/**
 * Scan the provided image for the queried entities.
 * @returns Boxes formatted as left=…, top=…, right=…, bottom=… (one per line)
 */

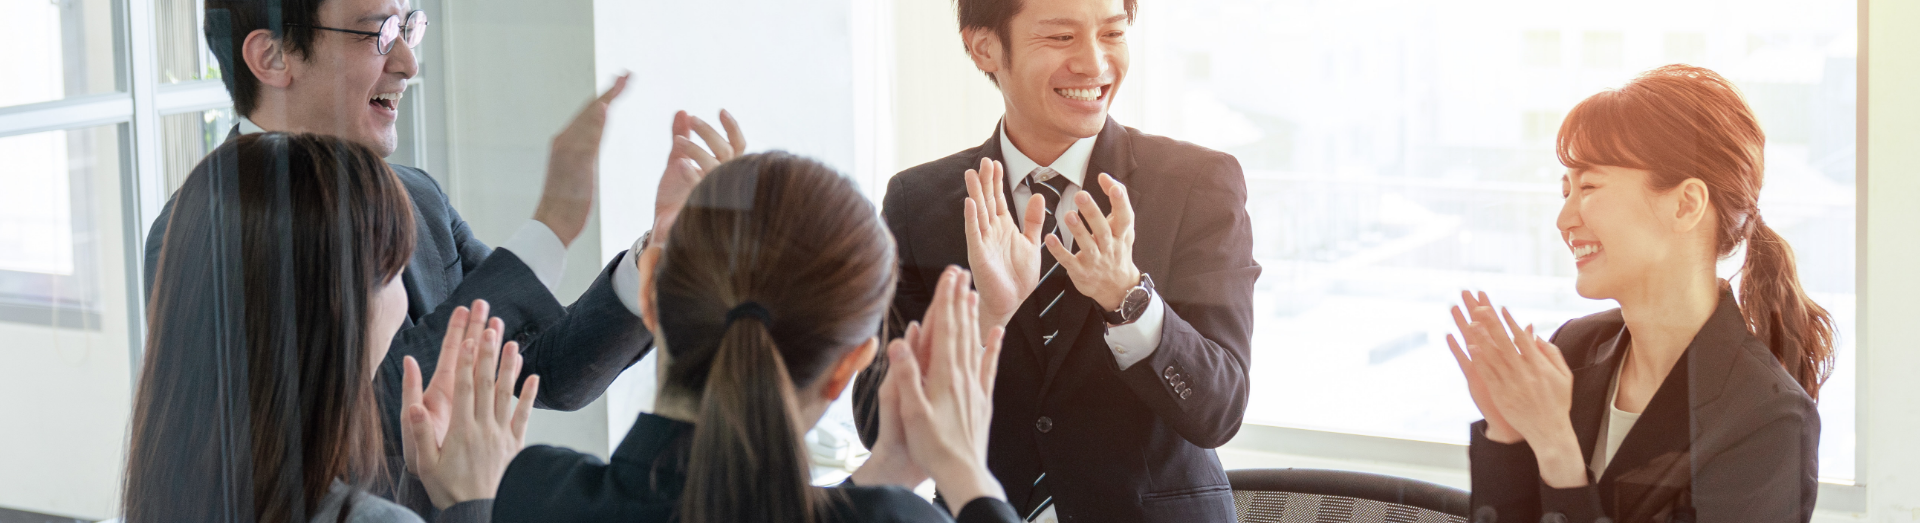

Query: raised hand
left=655, top=110, right=747, bottom=245
left=963, top=158, right=1046, bottom=332
left=400, top=300, right=494, bottom=473
left=846, top=320, right=931, bottom=489
left=1045, top=173, right=1142, bottom=312
left=401, top=304, right=540, bottom=509
left=890, top=266, right=1007, bottom=516
left=1447, top=291, right=1519, bottom=444
left=536, top=73, right=631, bottom=248
left=1449, top=291, right=1584, bottom=488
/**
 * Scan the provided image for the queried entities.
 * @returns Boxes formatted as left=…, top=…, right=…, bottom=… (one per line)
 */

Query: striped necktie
left=1021, top=166, right=1074, bottom=521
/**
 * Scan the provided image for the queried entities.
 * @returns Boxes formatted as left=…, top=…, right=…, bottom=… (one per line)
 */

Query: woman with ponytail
left=1444, top=65, right=1830, bottom=523
left=485, top=151, right=1022, bottom=523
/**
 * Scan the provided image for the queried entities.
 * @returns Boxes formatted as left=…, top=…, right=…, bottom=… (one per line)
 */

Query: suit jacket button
left=1179, top=389, right=1192, bottom=400
left=1036, top=416, right=1054, bottom=433
left=1163, top=366, right=1177, bottom=380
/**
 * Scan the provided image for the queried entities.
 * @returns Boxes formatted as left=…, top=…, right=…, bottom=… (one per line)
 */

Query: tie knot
left=1026, top=167, right=1074, bottom=196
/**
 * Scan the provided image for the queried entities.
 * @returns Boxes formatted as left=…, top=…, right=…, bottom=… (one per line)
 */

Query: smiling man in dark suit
left=141, top=0, right=745, bottom=516
left=852, top=0, right=1260, bottom=521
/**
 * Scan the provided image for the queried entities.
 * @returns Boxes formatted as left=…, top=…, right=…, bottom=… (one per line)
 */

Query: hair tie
left=725, top=301, right=774, bottom=328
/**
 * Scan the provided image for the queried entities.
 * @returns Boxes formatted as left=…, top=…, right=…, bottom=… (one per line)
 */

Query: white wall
left=1859, top=0, right=1920, bottom=516
left=591, top=0, right=862, bottom=444
left=440, top=0, right=612, bottom=457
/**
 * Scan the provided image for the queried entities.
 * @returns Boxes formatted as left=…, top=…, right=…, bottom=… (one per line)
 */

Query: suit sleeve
left=1692, top=390, right=1820, bottom=523
left=1112, top=152, right=1261, bottom=449
left=855, top=175, right=936, bottom=449
left=494, top=445, right=646, bottom=523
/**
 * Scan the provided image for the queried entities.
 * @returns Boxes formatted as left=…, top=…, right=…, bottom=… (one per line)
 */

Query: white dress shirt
left=997, top=122, right=1166, bottom=372
left=236, top=118, right=647, bottom=316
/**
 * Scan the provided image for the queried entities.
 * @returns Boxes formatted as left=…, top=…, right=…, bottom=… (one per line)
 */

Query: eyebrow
left=1035, top=14, right=1130, bottom=27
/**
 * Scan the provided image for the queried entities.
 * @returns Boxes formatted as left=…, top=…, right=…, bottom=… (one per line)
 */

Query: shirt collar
left=999, top=120, right=1097, bottom=188
left=237, top=116, right=268, bottom=135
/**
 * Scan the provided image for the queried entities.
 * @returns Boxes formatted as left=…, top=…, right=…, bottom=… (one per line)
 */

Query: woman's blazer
left=493, top=413, right=1022, bottom=523
left=1468, top=289, right=1819, bottom=523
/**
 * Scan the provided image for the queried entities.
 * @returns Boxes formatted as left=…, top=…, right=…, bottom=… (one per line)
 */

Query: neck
left=652, top=388, right=701, bottom=424
left=1003, top=114, right=1080, bottom=166
left=1615, top=263, right=1720, bottom=383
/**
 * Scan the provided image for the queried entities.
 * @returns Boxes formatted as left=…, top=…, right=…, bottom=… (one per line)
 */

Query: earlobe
left=243, top=29, right=292, bottom=88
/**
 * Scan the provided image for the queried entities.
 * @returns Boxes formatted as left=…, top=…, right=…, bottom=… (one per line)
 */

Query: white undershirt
left=1591, top=357, right=1643, bottom=478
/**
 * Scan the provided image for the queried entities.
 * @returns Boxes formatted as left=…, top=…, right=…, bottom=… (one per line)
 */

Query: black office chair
left=1229, top=468, right=1470, bottom=523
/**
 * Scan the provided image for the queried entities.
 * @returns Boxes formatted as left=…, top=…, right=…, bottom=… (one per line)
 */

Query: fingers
left=401, top=356, right=424, bottom=473
left=1100, top=173, right=1134, bottom=234
left=472, top=324, right=502, bottom=422
left=1063, top=205, right=1101, bottom=252
left=688, top=115, right=735, bottom=164
left=719, top=109, right=747, bottom=157
left=403, top=355, right=425, bottom=409
left=1536, top=335, right=1572, bottom=374
left=406, top=404, right=441, bottom=470
left=595, top=73, right=630, bottom=106
left=1043, top=234, right=1080, bottom=274
left=1444, top=334, right=1472, bottom=374
left=438, top=306, right=471, bottom=376
left=1072, top=192, right=1112, bottom=250
left=1500, top=308, right=1534, bottom=363
left=512, top=375, right=539, bottom=440
left=963, top=198, right=983, bottom=248
left=982, top=325, right=1004, bottom=398
left=451, top=331, right=478, bottom=427
left=495, top=341, right=523, bottom=424
left=673, top=135, right=722, bottom=173
left=1021, top=195, right=1047, bottom=243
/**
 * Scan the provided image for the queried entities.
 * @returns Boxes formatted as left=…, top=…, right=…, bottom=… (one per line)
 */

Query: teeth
left=1571, top=244, right=1601, bottom=258
left=373, top=91, right=403, bottom=102
left=1055, top=87, right=1101, bottom=101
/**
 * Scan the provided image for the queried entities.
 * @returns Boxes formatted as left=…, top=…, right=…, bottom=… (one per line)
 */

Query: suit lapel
left=1598, top=290, right=1747, bottom=518
left=1569, top=326, right=1626, bottom=479
left=1037, top=118, right=1135, bottom=396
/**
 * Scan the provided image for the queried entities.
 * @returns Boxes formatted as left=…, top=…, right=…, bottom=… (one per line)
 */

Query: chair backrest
left=1229, top=468, right=1470, bottom=523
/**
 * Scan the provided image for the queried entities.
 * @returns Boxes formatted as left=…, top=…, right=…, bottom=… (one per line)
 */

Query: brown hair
left=1557, top=64, right=1836, bottom=398
left=205, top=0, right=334, bottom=117
left=654, top=152, right=896, bottom=523
left=956, top=0, right=1138, bottom=85
left=125, top=132, right=416, bottom=522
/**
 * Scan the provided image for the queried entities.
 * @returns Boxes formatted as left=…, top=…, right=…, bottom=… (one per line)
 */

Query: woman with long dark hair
left=1446, top=65, right=1830, bottom=523
left=470, top=151, right=1022, bottom=522
left=124, top=133, right=532, bottom=523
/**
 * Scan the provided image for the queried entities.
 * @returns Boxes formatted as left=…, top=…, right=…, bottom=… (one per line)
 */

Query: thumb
left=403, top=356, right=424, bottom=408
left=406, top=404, right=441, bottom=471
left=1021, top=195, right=1046, bottom=242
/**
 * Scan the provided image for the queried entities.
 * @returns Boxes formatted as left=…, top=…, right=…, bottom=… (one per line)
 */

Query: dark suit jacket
left=1468, top=288, right=1820, bottom=523
left=144, top=130, right=655, bottom=514
left=853, top=118, right=1261, bottom=522
left=492, top=413, right=1022, bottom=523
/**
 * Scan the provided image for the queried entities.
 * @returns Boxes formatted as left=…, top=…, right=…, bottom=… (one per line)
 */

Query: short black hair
left=956, top=0, right=1138, bottom=85
left=205, top=0, right=329, bottom=117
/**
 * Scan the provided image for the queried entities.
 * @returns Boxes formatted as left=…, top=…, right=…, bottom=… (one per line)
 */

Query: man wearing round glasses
left=142, top=0, right=748, bottom=517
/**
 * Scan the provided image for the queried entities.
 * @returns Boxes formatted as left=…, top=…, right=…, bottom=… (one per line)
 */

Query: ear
left=821, top=336, right=880, bottom=402
left=1672, top=178, right=1712, bottom=234
left=635, top=244, right=664, bottom=334
left=242, top=29, right=292, bottom=89
left=964, top=27, right=1003, bottom=77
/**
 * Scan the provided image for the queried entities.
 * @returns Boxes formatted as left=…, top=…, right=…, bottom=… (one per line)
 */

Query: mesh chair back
left=1229, top=468, right=1469, bottom=523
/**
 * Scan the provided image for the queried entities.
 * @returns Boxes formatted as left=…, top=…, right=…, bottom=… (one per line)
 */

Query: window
left=1125, top=0, right=1858, bottom=481
left=0, top=0, right=123, bottom=108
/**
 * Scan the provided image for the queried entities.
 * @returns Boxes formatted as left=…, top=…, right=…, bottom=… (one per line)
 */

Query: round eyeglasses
left=290, top=10, right=429, bottom=55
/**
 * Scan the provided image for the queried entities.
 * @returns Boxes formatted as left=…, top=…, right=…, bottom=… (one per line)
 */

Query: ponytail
left=1738, top=217, right=1836, bottom=398
left=680, top=317, right=824, bottom=523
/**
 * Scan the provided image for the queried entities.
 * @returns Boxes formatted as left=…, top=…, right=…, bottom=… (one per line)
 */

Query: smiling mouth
left=370, top=91, right=403, bottom=111
left=1054, top=85, right=1108, bottom=102
left=1571, top=243, right=1603, bottom=263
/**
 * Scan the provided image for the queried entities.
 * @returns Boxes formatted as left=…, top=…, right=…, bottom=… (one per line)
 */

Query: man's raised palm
left=962, top=157, right=1046, bottom=330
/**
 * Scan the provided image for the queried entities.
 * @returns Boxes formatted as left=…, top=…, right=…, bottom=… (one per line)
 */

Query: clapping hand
left=889, top=267, right=1007, bottom=516
left=1446, top=291, right=1585, bottom=488
left=536, top=74, right=630, bottom=248
left=401, top=300, right=539, bottom=509
left=1046, top=173, right=1142, bottom=312
left=655, top=110, right=746, bottom=245
left=963, top=158, right=1047, bottom=333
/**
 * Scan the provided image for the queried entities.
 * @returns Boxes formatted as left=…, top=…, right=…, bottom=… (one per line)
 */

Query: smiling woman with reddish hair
left=1444, top=65, right=1830, bottom=523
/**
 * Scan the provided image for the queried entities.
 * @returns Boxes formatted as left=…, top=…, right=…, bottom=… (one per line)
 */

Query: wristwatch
left=1102, top=273, right=1155, bottom=326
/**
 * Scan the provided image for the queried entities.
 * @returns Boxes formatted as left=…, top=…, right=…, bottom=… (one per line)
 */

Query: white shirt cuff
left=498, top=220, right=569, bottom=295
left=1104, top=290, right=1166, bottom=371
left=611, top=234, right=647, bottom=317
